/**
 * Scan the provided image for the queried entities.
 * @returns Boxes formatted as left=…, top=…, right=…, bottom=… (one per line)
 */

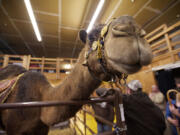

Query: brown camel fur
left=0, top=16, right=153, bottom=135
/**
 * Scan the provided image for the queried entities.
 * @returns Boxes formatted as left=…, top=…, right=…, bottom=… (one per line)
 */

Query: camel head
left=79, top=15, right=152, bottom=76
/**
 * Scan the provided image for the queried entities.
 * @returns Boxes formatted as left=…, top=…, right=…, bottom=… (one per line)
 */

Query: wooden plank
left=43, top=67, right=56, bottom=70
left=31, top=57, right=42, bottom=60
left=9, top=60, right=23, bottom=63
left=153, top=48, right=180, bottom=62
left=151, top=39, right=166, bottom=49
left=153, top=46, right=168, bottom=55
left=8, top=55, right=23, bottom=58
left=164, top=25, right=175, bottom=62
left=3, top=55, right=9, bottom=67
left=29, top=67, right=41, bottom=69
left=145, top=24, right=166, bottom=40
left=30, top=61, right=42, bottom=64
left=147, top=21, right=180, bottom=43
left=44, top=62, right=57, bottom=65
left=169, top=30, right=180, bottom=39
left=171, top=41, right=180, bottom=47
left=44, top=58, right=57, bottom=61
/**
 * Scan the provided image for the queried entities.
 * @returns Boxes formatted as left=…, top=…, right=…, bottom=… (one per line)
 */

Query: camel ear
left=79, top=30, right=87, bottom=44
left=140, top=29, right=146, bottom=37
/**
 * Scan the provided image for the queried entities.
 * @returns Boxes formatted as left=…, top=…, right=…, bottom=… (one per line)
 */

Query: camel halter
left=83, top=22, right=128, bottom=84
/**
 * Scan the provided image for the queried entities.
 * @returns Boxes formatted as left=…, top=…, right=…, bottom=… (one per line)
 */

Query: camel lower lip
left=117, top=63, right=141, bottom=74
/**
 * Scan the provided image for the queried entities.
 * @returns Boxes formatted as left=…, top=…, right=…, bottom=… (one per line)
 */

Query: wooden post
left=56, top=57, right=60, bottom=79
left=3, top=55, right=9, bottom=67
left=164, top=25, right=175, bottom=63
left=41, top=57, right=45, bottom=73
left=22, top=55, right=27, bottom=69
left=25, top=55, right=31, bottom=70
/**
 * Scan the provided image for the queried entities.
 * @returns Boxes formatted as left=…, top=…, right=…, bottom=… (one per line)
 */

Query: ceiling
left=0, top=0, right=179, bottom=58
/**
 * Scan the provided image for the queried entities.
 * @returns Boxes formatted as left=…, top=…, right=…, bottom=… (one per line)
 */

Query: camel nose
left=112, top=24, right=134, bottom=36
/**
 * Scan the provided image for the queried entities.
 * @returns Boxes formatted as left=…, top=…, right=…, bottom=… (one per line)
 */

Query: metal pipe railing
left=0, top=97, right=114, bottom=109
left=82, top=109, right=114, bottom=127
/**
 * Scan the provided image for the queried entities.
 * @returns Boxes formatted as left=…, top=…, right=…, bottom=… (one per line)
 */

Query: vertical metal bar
left=74, top=116, right=77, bottom=135
left=114, top=91, right=126, bottom=135
left=83, top=107, right=87, bottom=135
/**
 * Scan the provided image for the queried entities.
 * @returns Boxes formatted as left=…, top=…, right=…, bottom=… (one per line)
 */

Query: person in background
left=92, top=88, right=114, bottom=133
left=166, top=93, right=180, bottom=135
left=126, top=80, right=142, bottom=95
left=175, top=78, right=180, bottom=91
left=149, top=85, right=165, bottom=111
left=169, top=77, right=180, bottom=101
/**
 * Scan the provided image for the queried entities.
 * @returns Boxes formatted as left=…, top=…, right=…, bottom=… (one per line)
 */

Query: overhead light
left=24, top=0, right=42, bottom=42
left=86, top=0, right=105, bottom=33
left=64, top=64, right=71, bottom=69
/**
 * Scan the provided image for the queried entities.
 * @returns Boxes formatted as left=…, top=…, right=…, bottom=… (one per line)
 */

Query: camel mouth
left=108, top=59, right=142, bottom=74
left=120, top=63, right=142, bottom=74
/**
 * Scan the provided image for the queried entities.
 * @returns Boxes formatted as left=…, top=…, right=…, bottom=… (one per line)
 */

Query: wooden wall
left=128, top=21, right=180, bottom=93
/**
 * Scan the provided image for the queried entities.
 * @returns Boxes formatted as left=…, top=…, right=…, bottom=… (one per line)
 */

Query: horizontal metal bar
left=0, top=97, right=114, bottom=109
left=83, top=109, right=114, bottom=127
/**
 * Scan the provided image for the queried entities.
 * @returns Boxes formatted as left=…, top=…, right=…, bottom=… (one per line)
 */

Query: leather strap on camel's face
left=83, top=22, right=110, bottom=64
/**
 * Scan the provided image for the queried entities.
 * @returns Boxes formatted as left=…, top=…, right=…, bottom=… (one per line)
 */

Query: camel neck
left=56, top=62, right=101, bottom=101
left=41, top=52, right=102, bottom=125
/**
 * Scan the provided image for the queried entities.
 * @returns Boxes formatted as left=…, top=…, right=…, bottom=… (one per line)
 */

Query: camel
left=0, top=16, right=153, bottom=135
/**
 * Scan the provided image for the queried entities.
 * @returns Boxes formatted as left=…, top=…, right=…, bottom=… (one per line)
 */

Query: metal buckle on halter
left=113, top=124, right=127, bottom=135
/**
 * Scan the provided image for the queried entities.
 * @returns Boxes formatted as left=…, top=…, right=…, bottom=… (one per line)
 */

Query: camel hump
left=0, top=65, right=27, bottom=81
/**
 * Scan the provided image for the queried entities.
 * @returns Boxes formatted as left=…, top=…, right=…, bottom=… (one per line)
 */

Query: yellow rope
left=1, top=73, right=24, bottom=103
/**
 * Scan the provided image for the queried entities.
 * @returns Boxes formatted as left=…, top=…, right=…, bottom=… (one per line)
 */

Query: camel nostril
left=112, top=24, right=134, bottom=36
left=113, top=25, right=128, bottom=32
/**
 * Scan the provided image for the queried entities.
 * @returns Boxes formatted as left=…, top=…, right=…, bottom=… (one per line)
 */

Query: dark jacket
left=92, top=102, right=114, bottom=124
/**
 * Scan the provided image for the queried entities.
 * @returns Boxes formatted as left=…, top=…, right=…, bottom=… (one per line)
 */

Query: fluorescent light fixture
left=64, top=64, right=71, bottom=69
left=24, top=0, right=42, bottom=42
left=86, top=0, right=105, bottom=33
